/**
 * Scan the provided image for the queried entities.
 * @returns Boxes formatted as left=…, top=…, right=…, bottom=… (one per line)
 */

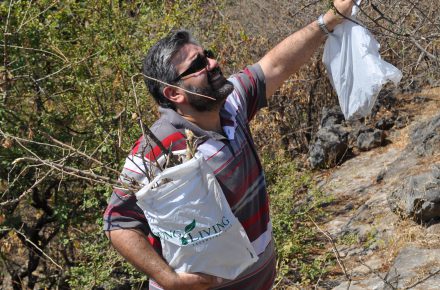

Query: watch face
left=318, top=14, right=330, bottom=34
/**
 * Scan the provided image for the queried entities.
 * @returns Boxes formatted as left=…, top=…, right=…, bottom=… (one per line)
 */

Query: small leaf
left=184, top=219, right=196, bottom=233
left=181, top=237, right=188, bottom=245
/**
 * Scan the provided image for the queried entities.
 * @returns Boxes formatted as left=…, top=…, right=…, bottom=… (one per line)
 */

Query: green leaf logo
left=185, top=219, right=196, bottom=233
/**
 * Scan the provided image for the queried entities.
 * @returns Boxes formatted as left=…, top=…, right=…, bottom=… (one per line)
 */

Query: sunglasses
left=174, top=49, right=215, bottom=82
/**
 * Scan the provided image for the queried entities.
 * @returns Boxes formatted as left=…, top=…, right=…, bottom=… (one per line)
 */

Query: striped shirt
left=103, top=64, right=275, bottom=289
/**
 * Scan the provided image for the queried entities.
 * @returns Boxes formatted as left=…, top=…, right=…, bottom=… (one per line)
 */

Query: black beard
left=183, top=70, right=234, bottom=112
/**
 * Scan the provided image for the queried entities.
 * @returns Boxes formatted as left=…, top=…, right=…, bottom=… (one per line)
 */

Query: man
left=104, top=1, right=353, bottom=289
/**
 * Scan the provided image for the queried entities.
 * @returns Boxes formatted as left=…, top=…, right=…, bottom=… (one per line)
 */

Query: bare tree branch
left=0, top=169, right=53, bottom=207
left=309, top=217, right=351, bottom=283
left=12, top=228, right=63, bottom=270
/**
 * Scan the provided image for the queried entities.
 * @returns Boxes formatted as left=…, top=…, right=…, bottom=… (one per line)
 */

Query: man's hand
left=324, top=0, right=355, bottom=31
left=258, top=0, right=355, bottom=97
left=107, top=229, right=223, bottom=290
left=166, top=272, right=223, bottom=290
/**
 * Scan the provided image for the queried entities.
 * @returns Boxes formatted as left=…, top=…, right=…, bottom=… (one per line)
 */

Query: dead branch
left=358, top=257, right=397, bottom=290
left=404, top=268, right=440, bottom=289
left=309, top=217, right=351, bottom=283
left=0, top=43, right=67, bottom=62
left=12, top=156, right=139, bottom=191
left=41, top=131, right=121, bottom=176
left=16, top=0, right=59, bottom=33
left=0, top=169, right=54, bottom=207
left=12, top=228, right=63, bottom=270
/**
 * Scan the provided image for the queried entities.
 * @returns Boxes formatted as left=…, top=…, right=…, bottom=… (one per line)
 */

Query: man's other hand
left=166, top=272, right=223, bottom=290
left=325, top=0, right=356, bottom=30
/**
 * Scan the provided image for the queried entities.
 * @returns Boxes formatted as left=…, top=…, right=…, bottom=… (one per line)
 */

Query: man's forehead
left=171, top=43, right=202, bottom=67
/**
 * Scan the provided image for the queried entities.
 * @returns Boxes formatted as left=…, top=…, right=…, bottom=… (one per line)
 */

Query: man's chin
left=213, top=80, right=234, bottom=100
left=209, top=74, right=228, bottom=90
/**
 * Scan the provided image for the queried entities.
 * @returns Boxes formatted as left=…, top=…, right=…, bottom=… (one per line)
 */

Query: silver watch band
left=318, top=14, right=331, bottom=35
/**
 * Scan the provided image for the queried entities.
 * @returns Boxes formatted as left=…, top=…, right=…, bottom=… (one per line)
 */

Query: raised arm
left=258, top=0, right=354, bottom=97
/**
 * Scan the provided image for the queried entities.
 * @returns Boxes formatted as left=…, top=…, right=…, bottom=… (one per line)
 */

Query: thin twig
left=358, top=257, right=397, bottom=289
left=0, top=169, right=53, bottom=207
left=17, top=0, right=59, bottom=32
left=4, top=0, right=13, bottom=34
left=13, top=156, right=138, bottom=191
left=404, top=268, right=440, bottom=289
left=12, top=228, right=63, bottom=270
left=41, top=132, right=121, bottom=176
left=309, top=217, right=351, bottom=282
left=0, top=43, right=67, bottom=62
left=137, top=72, right=216, bottom=101
left=17, top=0, right=33, bottom=32
left=36, top=49, right=103, bottom=82
left=409, top=37, right=439, bottom=62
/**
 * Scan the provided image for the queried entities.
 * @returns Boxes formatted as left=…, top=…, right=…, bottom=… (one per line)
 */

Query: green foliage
left=3, top=0, right=436, bottom=288
left=0, top=1, right=238, bottom=288
left=67, top=232, right=148, bottom=289
left=263, top=153, right=334, bottom=285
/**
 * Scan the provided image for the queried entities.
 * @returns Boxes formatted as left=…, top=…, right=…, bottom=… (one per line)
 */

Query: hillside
left=1, top=1, right=439, bottom=288
left=315, top=88, right=440, bottom=289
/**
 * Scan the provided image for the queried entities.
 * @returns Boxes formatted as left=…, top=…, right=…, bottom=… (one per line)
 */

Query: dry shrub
left=221, top=0, right=440, bottom=160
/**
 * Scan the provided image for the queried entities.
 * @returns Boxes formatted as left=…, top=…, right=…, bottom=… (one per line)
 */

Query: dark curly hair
left=142, top=30, right=198, bottom=110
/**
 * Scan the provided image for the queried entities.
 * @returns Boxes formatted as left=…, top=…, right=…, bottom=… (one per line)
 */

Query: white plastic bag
left=323, top=1, right=402, bottom=120
left=135, top=152, right=258, bottom=280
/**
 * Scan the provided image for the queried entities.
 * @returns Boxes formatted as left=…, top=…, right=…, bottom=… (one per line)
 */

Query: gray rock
left=375, top=118, right=395, bottom=130
left=394, top=115, right=409, bottom=129
left=356, top=128, right=386, bottom=151
left=388, top=164, right=440, bottom=223
left=308, top=125, right=349, bottom=168
left=385, top=247, right=440, bottom=289
left=409, top=114, right=440, bottom=156
left=427, top=223, right=440, bottom=234
left=320, top=106, right=345, bottom=128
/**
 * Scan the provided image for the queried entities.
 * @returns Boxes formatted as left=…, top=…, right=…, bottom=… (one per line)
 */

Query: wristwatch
left=318, top=14, right=331, bottom=35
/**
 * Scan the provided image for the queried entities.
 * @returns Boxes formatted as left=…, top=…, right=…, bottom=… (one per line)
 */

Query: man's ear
left=163, top=86, right=186, bottom=105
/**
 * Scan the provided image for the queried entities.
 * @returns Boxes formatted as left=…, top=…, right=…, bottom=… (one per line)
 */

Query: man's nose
left=206, top=57, right=219, bottom=71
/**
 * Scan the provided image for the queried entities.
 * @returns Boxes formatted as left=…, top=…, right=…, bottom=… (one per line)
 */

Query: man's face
left=171, top=44, right=234, bottom=112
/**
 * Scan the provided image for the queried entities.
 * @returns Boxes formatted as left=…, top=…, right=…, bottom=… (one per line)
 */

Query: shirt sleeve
left=103, top=126, right=186, bottom=236
left=103, top=137, right=152, bottom=234
left=227, top=63, right=267, bottom=122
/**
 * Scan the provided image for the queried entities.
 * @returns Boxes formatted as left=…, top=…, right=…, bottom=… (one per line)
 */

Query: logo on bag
left=153, top=216, right=231, bottom=246
left=180, top=219, right=196, bottom=245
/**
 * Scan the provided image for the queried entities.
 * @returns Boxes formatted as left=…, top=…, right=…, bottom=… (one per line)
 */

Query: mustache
left=208, top=67, right=223, bottom=79
left=141, top=73, right=217, bottom=101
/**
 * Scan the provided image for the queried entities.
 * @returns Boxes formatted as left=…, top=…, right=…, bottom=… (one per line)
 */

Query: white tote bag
left=135, top=153, right=258, bottom=280
left=323, top=1, right=402, bottom=120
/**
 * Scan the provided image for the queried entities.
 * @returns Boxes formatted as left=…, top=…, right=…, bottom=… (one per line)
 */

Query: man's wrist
left=323, top=9, right=345, bottom=32
left=156, top=269, right=179, bottom=289
left=317, top=14, right=331, bottom=35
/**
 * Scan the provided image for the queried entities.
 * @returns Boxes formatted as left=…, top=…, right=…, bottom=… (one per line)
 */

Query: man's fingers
left=176, top=272, right=223, bottom=288
left=195, top=273, right=224, bottom=285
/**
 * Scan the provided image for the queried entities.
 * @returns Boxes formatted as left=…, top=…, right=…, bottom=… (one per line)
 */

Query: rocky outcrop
left=355, top=127, right=386, bottom=151
left=409, top=114, right=440, bottom=157
left=388, top=165, right=440, bottom=223
left=385, top=247, right=440, bottom=289
left=308, top=106, right=389, bottom=168
left=308, top=107, right=349, bottom=168
left=315, top=90, right=440, bottom=290
left=386, top=113, right=440, bottom=223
